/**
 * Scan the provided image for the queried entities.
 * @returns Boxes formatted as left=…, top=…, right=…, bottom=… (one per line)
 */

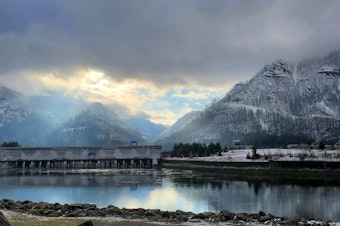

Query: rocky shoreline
left=0, top=199, right=336, bottom=225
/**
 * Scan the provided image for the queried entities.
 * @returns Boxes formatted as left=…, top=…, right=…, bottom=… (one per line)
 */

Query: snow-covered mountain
left=47, top=103, right=147, bottom=146
left=159, top=51, right=340, bottom=147
left=124, top=117, right=166, bottom=141
left=160, top=111, right=201, bottom=139
left=0, top=86, right=61, bottom=146
left=1, top=50, right=339, bottom=148
left=0, top=87, right=159, bottom=147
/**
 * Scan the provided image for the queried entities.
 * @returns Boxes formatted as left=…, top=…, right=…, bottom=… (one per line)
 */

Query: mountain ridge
left=158, top=51, right=340, bottom=149
left=47, top=102, right=147, bottom=147
left=0, top=50, right=339, bottom=148
left=124, top=117, right=166, bottom=141
left=0, top=86, right=61, bottom=146
left=0, top=87, right=161, bottom=146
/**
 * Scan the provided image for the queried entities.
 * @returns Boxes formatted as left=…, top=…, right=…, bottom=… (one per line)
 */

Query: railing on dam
left=0, top=145, right=162, bottom=169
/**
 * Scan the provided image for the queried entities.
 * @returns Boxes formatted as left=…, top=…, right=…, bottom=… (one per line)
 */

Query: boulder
left=66, top=204, right=83, bottom=210
left=259, top=215, right=274, bottom=222
left=258, top=210, right=266, bottom=216
left=218, top=210, right=236, bottom=221
left=36, top=202, right=50, bottom=210
left=64, top=209, right=85, bottom=217
left=189, top=219, right=201, bottom=223
left=86, top=209, right=106, bottom=217
left=21, top=200, right=33, bottom=209
left=78, top=220, right=93, bottom=226
left=175, top=214, right=189, bottom=222
left=236, top=212, right=251, bottom=221
left=146, top=209, right=161, bottom=216
left=82, top=204, right=97, bottom=210
left=105, top=206, right=122, bottom=215
left=2, top=199, right=17, bottom=210
left=0, top=211, right=11, bottom=226
left=43, top=209, right=63, bottom=217
left=28, top=209, right=44, bottom=216
left=50, top=203, right=63, bottom=211
left=161, top=211, right=170, bottom=219
left=283, top=218, right=299, bottom=225
left=194, top=211, right=216, bottom=219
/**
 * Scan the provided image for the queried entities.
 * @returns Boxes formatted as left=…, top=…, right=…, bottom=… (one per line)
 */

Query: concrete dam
left=0, top=145, right=162, bottom=169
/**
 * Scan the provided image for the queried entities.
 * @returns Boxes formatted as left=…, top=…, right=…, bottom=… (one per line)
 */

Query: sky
left=0, top=0, right=340, bottom=125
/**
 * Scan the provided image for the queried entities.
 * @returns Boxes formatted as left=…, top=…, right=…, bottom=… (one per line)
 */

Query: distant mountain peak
left=86, top=102, right=110, bottom=113
left=259, top=59, right=293, bottom=78
left=0, top=86, right=22, bottom=100
left=47, top=102, right=147, bottom=146
left=84, top=102, right=120, bottom=120
left=88, top=102, right=106, bottom=109
left=124, top=117, right=167, bottom=141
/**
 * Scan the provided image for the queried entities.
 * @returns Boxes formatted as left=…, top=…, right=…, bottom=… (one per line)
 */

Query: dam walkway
left=0, top=145, right=162, bottom=169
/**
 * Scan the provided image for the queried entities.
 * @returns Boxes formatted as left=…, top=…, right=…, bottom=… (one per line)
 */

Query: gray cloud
left=1, top=0, right=340, bottom=88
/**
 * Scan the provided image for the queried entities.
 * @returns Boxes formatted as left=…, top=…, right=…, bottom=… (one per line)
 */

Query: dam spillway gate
left=0, top=145, right=162, bottom=169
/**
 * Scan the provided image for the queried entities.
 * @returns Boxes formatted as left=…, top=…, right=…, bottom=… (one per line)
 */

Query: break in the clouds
left=0, top=0, right=340, bottom=125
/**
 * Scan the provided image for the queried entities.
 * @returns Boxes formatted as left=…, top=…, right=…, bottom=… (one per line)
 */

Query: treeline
left=172, top=142, right=222, bottom=157
left=1, top=141, right=21, bottom=147
left=242, top=133, right=313, bottom=148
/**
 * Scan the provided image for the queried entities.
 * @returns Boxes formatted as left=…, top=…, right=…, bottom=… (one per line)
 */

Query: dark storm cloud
left=0, top=0, right=70, bottom=34
left=1, top=0, right=340, bottom=86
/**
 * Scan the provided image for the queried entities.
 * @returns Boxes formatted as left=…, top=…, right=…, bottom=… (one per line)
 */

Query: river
left=0, top=168, right=339, bottom=221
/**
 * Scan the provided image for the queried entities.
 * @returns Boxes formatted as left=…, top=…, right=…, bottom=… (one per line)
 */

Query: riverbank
left=0, top=199, right=337, bottom=226
left=162, top=148, right=340, bottom=181
left=162, top=161, right=340, bottom=183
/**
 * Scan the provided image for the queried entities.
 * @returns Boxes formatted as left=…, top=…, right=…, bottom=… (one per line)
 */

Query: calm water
left=0, top=169, right=339, bottom=221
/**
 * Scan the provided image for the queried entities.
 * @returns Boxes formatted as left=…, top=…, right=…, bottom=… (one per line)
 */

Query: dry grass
left=4, top=211, right=261, bottom=226
left=9, top=218, right=175, bottom=226
left=9, top=218, right=249, bottom=226
left=7, top=214, right=178, bottom=226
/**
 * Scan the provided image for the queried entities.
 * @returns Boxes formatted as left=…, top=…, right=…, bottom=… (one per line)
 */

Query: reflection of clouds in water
left=2, top=173, right=339, bottom=221
left=125, top=187, right=195, bottom=212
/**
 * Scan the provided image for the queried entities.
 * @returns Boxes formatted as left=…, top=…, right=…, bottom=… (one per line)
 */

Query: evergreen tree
left=319, top=140, right=325, bottom=150
left=251, top=146, right=260, bottom=159
left=1, top=141, right=21, bottom=147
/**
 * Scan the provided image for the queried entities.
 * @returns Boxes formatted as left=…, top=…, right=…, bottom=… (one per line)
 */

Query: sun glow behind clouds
left=32, top=69, right=227, bottom=125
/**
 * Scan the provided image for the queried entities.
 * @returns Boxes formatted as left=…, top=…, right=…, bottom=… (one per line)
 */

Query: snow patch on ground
left=167, top=148, right=340, bottom=162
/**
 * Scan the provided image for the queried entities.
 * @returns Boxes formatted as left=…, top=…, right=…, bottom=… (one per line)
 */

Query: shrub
left=336, top=151, right=340, bottom=159
left=264, top=151, right=272, bottom=160
left=251, top=146, right=260, bottom=159
left=298, top=153, right=308, bottom=161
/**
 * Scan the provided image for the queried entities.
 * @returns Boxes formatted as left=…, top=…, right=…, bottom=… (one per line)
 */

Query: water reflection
left=170, top=174, right=340, bottom=221
left=0, top=169, right=339, bottom=221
